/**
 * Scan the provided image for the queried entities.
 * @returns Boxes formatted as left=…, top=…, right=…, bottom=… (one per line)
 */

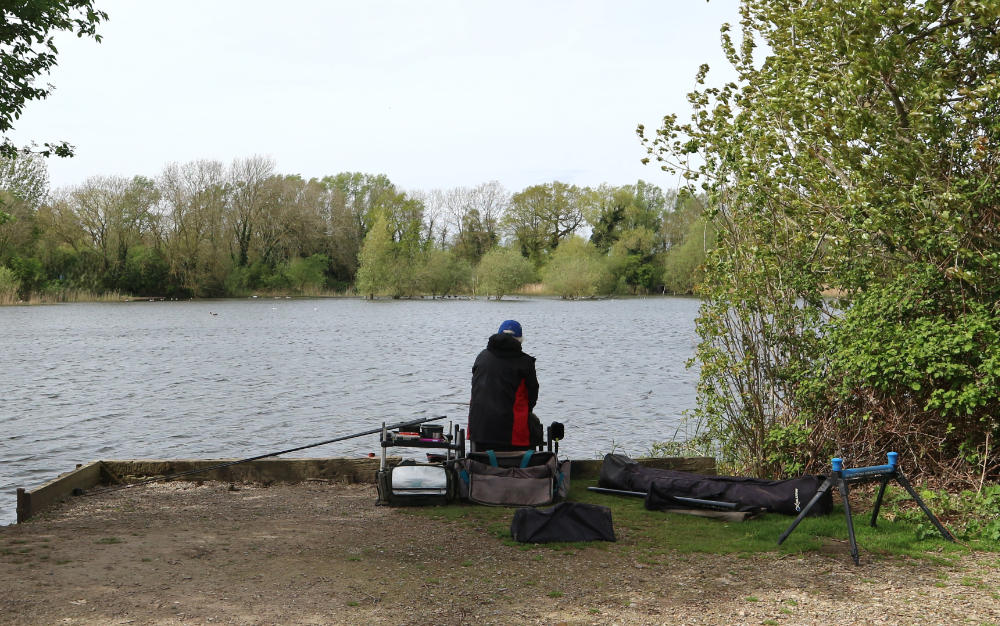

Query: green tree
left=419, top=248, right=471, bottom=298
left=320, top=172, right=399, bottom=282
left=451, top=208, right=494, bottom=265
left=475, top=247, right=534, bottom=300
left=585, top=181, right=667, bottom=253
left=158, top=159, right=230, bottom=297
left=0, top=154, right=49, bottom=265
left=1, top=1, right=107, bottom=158
left=662, top=217, right=715, bottom=295
left=0, top=265, right=21, bottom=303
left=0, top=190, right=37, bottom=264
left=541, top=236, right=612, bottom=299
left=64, top=175, right=160, bottom=290
left=0, top=153, right=48, bottom=209
left=584, top=182, right=668, bottom=293
left=641, top=0, right=1000, bottom=480
left=32, top=193, right=101, bottom=290
left=121, top=244, right=168, bottom=296
left=354, top=214, right=396, bottom=298
left=504, top=182, right=585, bottom=265
left=252, top=175, right=327, bottom=270
left=608, top=227, right=661, bottom=294
left=285, top=253, right=329, bottom=294
left=661, top=193, right=704, bottom=249
left=351, top=190, right=427, bottom=298
left=226, top=156, right=275, bottom=268
left=8, top=254, right=44, bottom=296
left=435, top=181, right=508, bottom=264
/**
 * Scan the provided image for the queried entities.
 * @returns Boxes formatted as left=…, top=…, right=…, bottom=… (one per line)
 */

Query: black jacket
left=469, top=333, right=539, bottom=449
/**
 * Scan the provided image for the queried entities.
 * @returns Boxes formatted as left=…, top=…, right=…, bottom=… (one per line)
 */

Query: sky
left=11, top=0, right=741, bottom=195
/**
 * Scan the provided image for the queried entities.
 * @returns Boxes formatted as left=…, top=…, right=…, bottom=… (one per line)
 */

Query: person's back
left=468, top=320, right=540, bottom=451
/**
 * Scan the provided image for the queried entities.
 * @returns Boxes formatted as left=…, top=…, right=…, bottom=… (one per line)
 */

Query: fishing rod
left=587, top=486, right=739, bottom=511
left=83, top=415, right=447, bottom=496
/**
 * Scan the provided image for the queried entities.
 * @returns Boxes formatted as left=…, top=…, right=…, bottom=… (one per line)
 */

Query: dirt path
left=2, top=481, right=998, bottom=625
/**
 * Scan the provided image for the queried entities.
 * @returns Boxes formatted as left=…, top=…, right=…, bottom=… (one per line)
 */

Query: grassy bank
left=411, top=479, right=1000, bottom=565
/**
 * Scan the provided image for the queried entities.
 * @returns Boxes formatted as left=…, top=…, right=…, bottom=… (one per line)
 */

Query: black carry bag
left=600, top=453, right=832, bottom=516
left=511, top=502, right=616, bottom=543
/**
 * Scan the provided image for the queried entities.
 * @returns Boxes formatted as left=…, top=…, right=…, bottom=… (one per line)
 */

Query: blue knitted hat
left=497, top=319, right=523, bottom=338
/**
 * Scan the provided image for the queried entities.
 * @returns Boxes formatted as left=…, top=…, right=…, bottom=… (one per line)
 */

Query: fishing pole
left=586, top=486, right=739, bottom=511
left=82, top=415, right=448, bottom=496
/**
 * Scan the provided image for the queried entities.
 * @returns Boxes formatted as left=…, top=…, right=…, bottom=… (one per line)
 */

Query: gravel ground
left=2, top=481, right=999, bottom=625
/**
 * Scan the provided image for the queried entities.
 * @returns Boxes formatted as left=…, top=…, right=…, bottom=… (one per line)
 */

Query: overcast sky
left=11, top=1, right=740, bottom=194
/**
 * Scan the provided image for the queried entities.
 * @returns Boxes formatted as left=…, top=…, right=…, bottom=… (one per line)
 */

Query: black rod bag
left=599, top=454, right=831, bottom=516
left=511, top=502, right=616, bottom=543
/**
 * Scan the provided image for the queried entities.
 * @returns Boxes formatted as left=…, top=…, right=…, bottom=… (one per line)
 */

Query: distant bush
left=285, top=254, right=330, bottom=293
left=662, top=218, right=714, bottom=295
left=542, top=236, right=612, bottom=299
left=0, top=266, right=20, bottom=303
left=419, top=249, right=471, bottom=297
left=475, top=247, right=534, bottom=300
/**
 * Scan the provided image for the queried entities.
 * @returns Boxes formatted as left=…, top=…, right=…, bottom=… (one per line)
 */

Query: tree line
left=0, top=155, right=713, bottom=303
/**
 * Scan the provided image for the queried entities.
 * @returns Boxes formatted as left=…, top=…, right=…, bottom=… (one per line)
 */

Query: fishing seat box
left=376, top=461, right=456, bottom=506
left=455, top=450, right=570, bottom=507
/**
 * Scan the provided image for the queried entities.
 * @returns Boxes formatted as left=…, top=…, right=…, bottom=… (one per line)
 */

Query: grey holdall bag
left=455, top=450, right=570, bottom=507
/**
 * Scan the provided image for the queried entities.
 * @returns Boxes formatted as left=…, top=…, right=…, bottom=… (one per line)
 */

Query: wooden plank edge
left=16, top=461, right=103, bottom=524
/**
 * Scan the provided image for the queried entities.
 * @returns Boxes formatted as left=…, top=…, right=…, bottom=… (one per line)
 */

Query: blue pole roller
left=840, top=451, right=899, bottom=479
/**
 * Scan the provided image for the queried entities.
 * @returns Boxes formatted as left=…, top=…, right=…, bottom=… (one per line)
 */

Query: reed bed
left=0, top=289, right=126, bottom=305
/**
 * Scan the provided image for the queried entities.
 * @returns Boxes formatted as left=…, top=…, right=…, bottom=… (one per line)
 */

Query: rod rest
left=778, top=451, right=952, bottom=565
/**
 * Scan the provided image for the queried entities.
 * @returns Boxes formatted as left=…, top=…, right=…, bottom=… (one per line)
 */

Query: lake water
left=0, top=296, right=701, bottom=525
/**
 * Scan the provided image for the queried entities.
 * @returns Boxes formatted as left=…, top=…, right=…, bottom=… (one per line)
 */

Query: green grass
left=406, top=478, right=996, bottom=563
left=95, top=537, right=123, bottom=545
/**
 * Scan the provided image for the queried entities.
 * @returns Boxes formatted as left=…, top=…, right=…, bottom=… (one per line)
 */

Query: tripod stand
left=777, top=452, right=954, bottom=564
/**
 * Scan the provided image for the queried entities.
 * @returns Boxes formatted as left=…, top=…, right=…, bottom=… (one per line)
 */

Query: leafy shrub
left=820, top=268, right=1000, bottom=475
left=285, top=254, right=329, bottom=293
left=887, top=484, right=1000, bottom=544
left=419, top=249, right=471, bottom=297
left=475, top=247, right=534, bottom=300
left=541, top=236, right=612, bottom=299
left=0, top=265, right=19, bottom=303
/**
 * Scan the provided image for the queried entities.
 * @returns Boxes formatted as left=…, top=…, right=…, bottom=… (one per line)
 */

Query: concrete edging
left=15, top=455, right=716, bottom=523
